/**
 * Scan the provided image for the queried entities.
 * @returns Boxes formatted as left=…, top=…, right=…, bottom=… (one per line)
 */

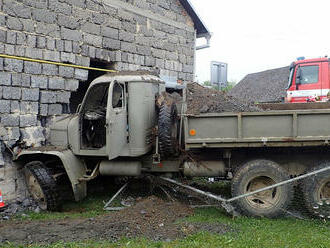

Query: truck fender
left=15, top=149, right=87, bottom=201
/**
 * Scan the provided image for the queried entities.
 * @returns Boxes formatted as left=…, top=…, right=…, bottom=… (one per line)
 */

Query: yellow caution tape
left=0, top=54, right=118, bottom=73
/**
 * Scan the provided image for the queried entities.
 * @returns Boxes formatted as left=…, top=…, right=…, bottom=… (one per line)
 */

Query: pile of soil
left=186, top=83, right=261, bottom=114
left=229, top=66, right=290, bottom=103
left=0, top=196, right=232, bottom=245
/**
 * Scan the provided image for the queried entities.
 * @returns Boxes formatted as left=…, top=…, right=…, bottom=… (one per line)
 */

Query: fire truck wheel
left=158, top=102, right=179, bottom=158
left=302, top=162, right=330, bottom=219
left=24, top=161, right=61, bottom=211
left=231, top=159, right=293, bottom=218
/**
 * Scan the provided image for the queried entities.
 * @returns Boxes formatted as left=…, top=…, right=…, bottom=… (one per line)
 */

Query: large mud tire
left=231, top=159, right=293, bottom=218
left=158, top=103, right=179, bottom=157
left=24, top=161, right=61, bottom=211
left=302, top=162, right=330, bottom=219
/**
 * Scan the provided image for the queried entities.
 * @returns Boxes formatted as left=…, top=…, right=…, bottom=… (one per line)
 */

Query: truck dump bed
left=184, top=109, right=330, bottom=149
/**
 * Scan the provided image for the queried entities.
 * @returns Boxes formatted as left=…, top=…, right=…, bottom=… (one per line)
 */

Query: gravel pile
left=229, top=66, right=290, bottom=103
left=186, top=82, right=261, bottom=114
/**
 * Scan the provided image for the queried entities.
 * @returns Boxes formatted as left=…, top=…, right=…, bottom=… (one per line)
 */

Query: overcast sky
left=190, top=0, right=330, bottom=83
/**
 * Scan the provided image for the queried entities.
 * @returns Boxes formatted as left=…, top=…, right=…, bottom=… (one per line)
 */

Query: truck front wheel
left=231, top=159, right=293, bottom=218
left=24, top=161, right=61, bottom=211
left=302, top=162, right=330, bottom=219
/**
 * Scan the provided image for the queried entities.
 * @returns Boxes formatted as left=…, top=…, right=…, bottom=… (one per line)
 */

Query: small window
left=112, top=82, right=124, bottom=108
left=297, top=65, right=319, bottom=84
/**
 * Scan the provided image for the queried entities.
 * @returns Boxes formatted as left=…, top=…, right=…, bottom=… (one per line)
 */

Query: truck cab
left=286, top=57, right=330, bottom=102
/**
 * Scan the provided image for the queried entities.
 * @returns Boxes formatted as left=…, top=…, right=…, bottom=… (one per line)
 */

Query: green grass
left=4, top=207, right=329, bottom=248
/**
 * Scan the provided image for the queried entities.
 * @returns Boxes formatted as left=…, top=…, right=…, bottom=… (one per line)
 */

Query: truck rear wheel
left=158, top=102, right=179, bottom=157
left=231, top=159, right=293, bottom=218
left=302, top=162, right=330, bottom=219
left=24, top=161, right=61, bottom=211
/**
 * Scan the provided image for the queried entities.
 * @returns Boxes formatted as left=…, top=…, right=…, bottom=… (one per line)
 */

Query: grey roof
left=229, top=66, right=290, bottom=103
left=179, top=0, right=211, bottom=38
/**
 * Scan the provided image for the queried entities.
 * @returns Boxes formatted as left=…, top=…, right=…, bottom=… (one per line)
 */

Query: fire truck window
left=297, top=65, right=319, bottom=84
left=112, top=82, right=124, bottom=108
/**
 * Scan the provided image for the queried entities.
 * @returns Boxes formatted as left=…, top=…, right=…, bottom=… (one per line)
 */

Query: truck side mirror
left=296, top=67, right=302, bottom=89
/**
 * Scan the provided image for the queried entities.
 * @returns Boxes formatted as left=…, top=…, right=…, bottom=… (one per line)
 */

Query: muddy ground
left=0, top=196, right=232, bottom=245
left=186, top=83, right=261, bottom=114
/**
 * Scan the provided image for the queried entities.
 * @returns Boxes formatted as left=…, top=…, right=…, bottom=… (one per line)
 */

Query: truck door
left=106, top=81, right=127, bottom=160
left=293, top=63, right=321, bottom=101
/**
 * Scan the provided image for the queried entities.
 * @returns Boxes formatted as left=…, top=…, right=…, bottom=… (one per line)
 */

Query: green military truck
left=15, top=72, right=330, bottom=218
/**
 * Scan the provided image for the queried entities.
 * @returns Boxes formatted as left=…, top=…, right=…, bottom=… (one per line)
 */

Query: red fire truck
left=286, top=57, right=330, bottom=102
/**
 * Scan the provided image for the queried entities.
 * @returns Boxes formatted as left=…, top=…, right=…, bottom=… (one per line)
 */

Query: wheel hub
left=245, top=176, right=279, bottom=209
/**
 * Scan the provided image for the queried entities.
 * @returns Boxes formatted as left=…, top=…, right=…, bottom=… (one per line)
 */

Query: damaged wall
left=0, top=0, right=196, bottom=202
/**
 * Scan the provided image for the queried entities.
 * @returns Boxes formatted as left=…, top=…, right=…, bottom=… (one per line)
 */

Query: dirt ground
left=186, top=82, right=261, bottom=114
left=0, top=196, right=232, bottom=245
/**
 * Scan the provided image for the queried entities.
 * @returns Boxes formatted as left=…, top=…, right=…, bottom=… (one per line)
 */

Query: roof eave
left=179, top=0, right=211, bottom=38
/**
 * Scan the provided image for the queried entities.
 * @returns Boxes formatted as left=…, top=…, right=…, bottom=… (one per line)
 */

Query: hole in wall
left=69, top=60, right=115, bottom=113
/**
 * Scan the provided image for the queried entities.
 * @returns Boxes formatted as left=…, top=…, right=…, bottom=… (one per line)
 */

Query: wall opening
left=70, top=60, right=115, bottom=113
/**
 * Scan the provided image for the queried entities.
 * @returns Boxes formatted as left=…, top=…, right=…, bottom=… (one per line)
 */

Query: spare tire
left=158, top=102, right=179, bottom=158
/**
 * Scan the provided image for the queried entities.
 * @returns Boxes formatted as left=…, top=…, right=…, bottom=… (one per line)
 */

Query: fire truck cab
left=286, top=57, right=330, bottom=102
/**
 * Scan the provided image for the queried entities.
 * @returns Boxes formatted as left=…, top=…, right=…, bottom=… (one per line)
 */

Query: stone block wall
left=0, top=0, right=196, bottom=201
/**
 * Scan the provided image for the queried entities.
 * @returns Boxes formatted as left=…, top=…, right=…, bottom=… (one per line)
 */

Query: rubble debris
left=186, top=82, right=261, bottom=114
left=229, top=66, right=290, bottom=103
left=0, top=196, right=233, bottom=245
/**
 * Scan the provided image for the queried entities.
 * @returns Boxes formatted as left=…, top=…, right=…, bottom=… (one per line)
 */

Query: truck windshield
left=286, top=68, right=294, bottom=89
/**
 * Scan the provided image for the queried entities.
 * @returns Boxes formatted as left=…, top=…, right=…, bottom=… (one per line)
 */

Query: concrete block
left=47, top=38, right=56, bottom=50
left=0, top=72, right=11, bottom=86
left=42, top=64, right=58, bottom=76
left=39, top=104, right=48, bottom=116
left=1, top=114, right=19, bottom=127
left=82, top=22, right=101, bottom=35
left=92, top=12, right=106, bottom=24
left=119, top=30, right=135, bottom=42
left=60, top=52, right=75, bottom=64
left=75, top=56, right=90, bottom=67
left=64, top=41, right=72, bottom=52
left=25, top=47, right=43, bottom=59
left=26, top=35, right=37, bottom=47
left=57, top=14, right=79, bottom=29
left=59, top=66, right=74, bottom=78
left=3, top=87, right=21, bottom=100
left=40, top=91, right=56, bottom=103
left=137, top=45, right=151, bottom=56
left=145, top=56, right=156, bottom=67
left=4, top=44, right=15, bottom=55
left=4, top=58, right=23, bottom=72
left=22, top=19, right=35, bottom=33
left=20, top=101, right=39, bottom=114
left=16, top=33, right=26, bottom=45
left=32, top=8, right=56, bottom=24
left=36, top=22, right=60, bottom=37
left=6, top=16, right=23, bottom=31
left=20, top=115, right=37, bottom=127
left=61, top=27, right=82, bottom=42
left=24, top=61, right=42, bottom=74
left=21, top=74, right=31, bottom=87
left=56, top=91, right=71, bottom=103
left=84, top=33, right=102, bottom=47
left=31, top=75, right=48, bottom=89
left=72, top=42, right=81, bottom=53
left=37, top=36, right=46, bottom=49
left=43, top=50, right=60, bottom=62
left=0, top=30, right=6, bottom=43
left=15, top=46, right=26, bottom=57
left=103, top=38, right=121, bottom=50
left=121, top=41, right=136, bottom=53
left=48, top=77, right=65, bottom=90
left=48, top=104, right=62, bottom=115
left=65, top=79, right=79, bottom=91
left=10, top=101, right=20, bottom=113
left=6, top=31, right=16, bottom=44
left=101, top=26, right=119, bottom=39
left=74, top=69, right=89, bottom=81
left=49, top=0, right=72, bottom=15
left=56, top=40, right=64, bottom=51
left=0, top=100, right=10, bottom=113
left=21, top=88, right=39, bottom=101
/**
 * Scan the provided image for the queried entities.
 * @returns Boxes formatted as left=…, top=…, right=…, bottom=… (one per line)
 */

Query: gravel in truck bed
left=186, top=82, right=261, bottom=114
left=229, top=66, right=290, bottom=103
